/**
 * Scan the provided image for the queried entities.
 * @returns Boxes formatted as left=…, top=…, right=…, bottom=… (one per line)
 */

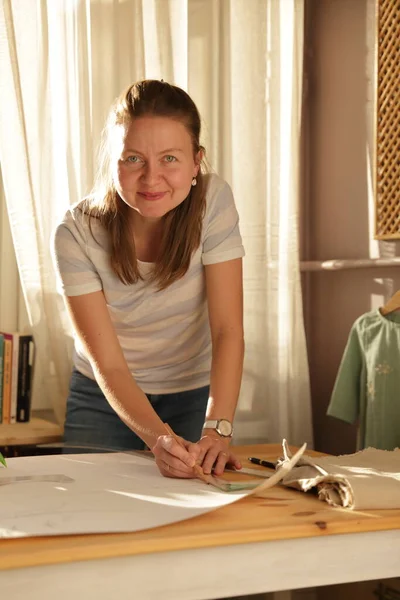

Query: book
left=10, top=332, right=20, bottom=424
left=0, top=333, right=4, bottom=423
left=1, top=335, right=12, bottom=424
left=16, top=335, right=35, bottom=423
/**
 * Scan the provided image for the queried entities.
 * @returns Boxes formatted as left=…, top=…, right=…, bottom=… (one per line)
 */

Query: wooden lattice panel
left=375, top=0, right=400, bottom=240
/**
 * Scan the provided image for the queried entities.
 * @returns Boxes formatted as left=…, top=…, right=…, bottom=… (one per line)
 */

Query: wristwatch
left=203, top=419, right=233, bottom=438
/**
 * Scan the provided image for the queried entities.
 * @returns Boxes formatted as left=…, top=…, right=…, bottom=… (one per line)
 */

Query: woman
left=52, top=79, right=244, bottom=478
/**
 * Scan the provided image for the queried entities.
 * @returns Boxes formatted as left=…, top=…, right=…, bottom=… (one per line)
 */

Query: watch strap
left=203, top=419, right=219, bottom=429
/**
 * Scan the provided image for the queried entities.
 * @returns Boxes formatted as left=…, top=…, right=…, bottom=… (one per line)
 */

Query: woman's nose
left=141, top=162, right=161, bottom=185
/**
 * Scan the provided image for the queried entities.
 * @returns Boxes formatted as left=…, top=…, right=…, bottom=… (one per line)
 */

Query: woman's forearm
left=206, top=332, right=245, bottom=423
left=93, top=365, right=167, bottom=449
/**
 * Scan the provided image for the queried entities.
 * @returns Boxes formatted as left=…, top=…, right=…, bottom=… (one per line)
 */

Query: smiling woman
left=90, top=80, right=208, bottom=288
left=51, top=79, right=245, bottom=481
left=114, top=116, right=201, bottom=239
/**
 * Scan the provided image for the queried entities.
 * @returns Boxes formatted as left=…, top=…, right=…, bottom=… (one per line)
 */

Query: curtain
left=0, top=0, right=313, bottom=446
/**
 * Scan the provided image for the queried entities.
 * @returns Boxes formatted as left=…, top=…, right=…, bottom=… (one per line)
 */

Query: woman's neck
left=131, top=214, right=164, bottom=263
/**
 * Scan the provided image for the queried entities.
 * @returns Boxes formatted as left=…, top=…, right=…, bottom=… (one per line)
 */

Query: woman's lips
left=137, top=192, right=166, bottom=201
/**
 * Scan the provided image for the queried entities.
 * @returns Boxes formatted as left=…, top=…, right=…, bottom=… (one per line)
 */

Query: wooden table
left=1, top=444, right=399, bottom=600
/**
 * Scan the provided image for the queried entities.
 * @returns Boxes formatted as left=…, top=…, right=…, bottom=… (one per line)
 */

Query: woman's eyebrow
left=158, top=148, right=184, bottom=154
left=123, top=147, right=185, bottom=155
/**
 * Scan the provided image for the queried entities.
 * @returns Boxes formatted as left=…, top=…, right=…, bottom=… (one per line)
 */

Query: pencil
left=164, top=424, right=212, bottom=485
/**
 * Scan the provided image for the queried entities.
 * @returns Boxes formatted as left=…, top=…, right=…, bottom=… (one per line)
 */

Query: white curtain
left=0, top=0, right=313, bottom=446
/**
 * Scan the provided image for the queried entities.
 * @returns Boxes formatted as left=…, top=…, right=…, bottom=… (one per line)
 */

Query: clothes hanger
left=379, top=290, right=400, bottom=316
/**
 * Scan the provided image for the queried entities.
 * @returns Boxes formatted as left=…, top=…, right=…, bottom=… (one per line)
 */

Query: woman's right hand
left=152, top=434, right=201, bottom=478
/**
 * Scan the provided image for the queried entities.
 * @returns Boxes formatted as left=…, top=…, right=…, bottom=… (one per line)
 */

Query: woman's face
left=112, top=116, right=200, bottom=221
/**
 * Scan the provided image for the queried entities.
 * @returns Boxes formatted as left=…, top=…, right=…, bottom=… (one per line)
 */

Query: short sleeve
left=51, top=212, right=103, bottom=297
left=327, top=324, right=363, bottom=424
left=201, top=178, right=245, bottom=265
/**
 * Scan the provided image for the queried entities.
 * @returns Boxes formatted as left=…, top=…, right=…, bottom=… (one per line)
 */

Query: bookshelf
left=0, top=412, right=63, bottom=446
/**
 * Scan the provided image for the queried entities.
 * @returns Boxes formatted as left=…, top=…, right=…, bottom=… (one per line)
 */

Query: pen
left=248, top=457, right=276, bottom=470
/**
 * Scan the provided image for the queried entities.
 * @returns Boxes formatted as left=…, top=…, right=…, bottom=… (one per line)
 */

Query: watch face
left=218, top=419, right=232, bottom=436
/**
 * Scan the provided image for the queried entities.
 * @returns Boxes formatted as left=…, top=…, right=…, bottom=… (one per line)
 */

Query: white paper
left=0, top=442, right=308, bottom=538
left=0, top=452, right=253, bottom=538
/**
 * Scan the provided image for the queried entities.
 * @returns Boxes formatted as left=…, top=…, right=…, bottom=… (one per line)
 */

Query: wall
left=305, top=0, right=400, bottom=455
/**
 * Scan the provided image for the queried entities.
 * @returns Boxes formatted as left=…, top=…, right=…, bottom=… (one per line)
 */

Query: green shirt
left=327, top=309, right=400, bottom=450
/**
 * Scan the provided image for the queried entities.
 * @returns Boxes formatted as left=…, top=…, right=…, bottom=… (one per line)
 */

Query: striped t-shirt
left=52, top=173, right=245, bottom=393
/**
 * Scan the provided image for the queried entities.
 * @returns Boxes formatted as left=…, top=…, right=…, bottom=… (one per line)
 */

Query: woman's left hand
left=190, top=432, right=242, bottom=476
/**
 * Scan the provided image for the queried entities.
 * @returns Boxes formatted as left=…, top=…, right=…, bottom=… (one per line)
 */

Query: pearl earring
left=191, top=177, right=197, bottom=187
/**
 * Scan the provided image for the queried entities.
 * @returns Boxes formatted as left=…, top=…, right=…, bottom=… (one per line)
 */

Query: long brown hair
left=86, top=79, right=207, bottom=290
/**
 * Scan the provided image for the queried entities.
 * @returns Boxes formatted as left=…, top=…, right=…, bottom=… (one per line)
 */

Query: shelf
left=0, top=416, right=63, bottom=447
left=300, top=257, right=400, bottom=271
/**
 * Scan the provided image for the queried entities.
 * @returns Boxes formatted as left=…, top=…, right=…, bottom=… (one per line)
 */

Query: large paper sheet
left=0, top=452, right=252, bottom=538
left=0, top=443, right=307, bottom=538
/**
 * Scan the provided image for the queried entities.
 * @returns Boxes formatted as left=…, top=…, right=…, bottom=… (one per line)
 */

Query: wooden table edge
left=2, top=507, right=400, bottom=572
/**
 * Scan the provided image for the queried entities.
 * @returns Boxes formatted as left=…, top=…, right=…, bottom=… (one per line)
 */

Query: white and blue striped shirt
left=52, top=173, right=245, bottom=393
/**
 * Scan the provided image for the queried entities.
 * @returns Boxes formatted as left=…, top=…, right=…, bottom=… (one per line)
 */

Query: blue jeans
left=63, top=368, right=209, bottom=451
